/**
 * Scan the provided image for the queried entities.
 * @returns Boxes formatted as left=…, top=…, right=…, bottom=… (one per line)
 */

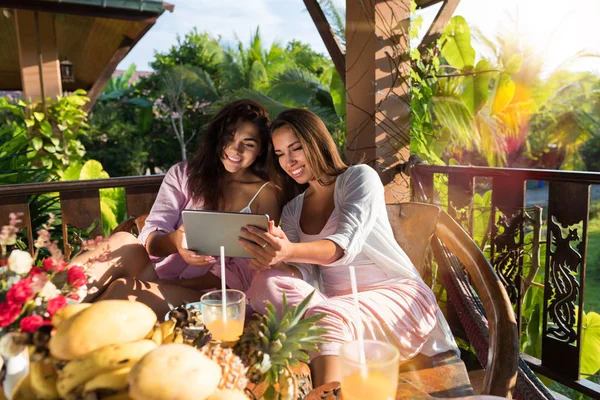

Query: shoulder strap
left=246, top=182, right=270, bottom=209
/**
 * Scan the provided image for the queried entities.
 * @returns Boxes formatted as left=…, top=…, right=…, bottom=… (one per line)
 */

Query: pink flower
left=67, top=266, right=87, bottom=288
left=46, top=296, right=68, bottom=316
left=28, top=267, right=44, bottom=277
left=42, top=258, right=66, bottom=273
left=6, top=278, right=33, bottom=304
left=19, top=315, right=51, bottom=333
left=0, top=302, right=21, bottom=328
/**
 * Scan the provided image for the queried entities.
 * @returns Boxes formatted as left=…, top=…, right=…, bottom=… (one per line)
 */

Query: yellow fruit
left=51, top=303, right=91, bottom=328
left=128, top=344, right=222, bottom=400
left=206, top=389, right=249, bottom=399
left=82, top=366, right=131, bottom=393
left=29, top=358, right=59, bottom=399
left=11, top=373, right=37, bottom=400
left=49, top=300, right=157, bottom=360
left=57, top=339, right=157, bottom=398
left=102, top=391, right=135, bottom=400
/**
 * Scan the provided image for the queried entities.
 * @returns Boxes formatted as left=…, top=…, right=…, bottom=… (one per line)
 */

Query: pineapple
left=201, top=344, right=249, bottom=391
left=234, top=291, right=327, bottom=400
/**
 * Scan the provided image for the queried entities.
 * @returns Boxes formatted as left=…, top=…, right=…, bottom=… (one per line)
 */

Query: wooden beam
left=418, top=0, right=460, bottom=49
left=83, top=20, right=156, bottom=112
left=14, top=9, right=43, bottom=102
left=0, top=0, right=166, bottom=22
left=37, top=11, right=62, bottom=99
left=303, top=0, right=346, bottom=83
left=346, top=0, right=412, bottom=203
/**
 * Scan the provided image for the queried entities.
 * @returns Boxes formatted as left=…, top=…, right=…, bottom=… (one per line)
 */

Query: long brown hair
left=187, top=99, right=271, bottom=209
left=271, top=108, right=347, bottom=204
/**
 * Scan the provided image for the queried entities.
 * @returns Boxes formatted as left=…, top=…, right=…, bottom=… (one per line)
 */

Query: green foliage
left=61, top=160, right=126, bottom=236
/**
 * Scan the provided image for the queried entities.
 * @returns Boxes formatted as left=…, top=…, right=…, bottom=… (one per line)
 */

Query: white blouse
left=281, top=164, right=424, bottom=289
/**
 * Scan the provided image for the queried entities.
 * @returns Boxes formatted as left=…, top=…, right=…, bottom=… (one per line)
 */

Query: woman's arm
left=140, top=163, right=215, bottom=267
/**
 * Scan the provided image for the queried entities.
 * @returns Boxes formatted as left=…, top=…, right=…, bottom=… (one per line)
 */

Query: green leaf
left=460, top=59, right=492, bottom=115
left=440, top=16, right=476, bottom=69
left=79, top=159, right=109, bottom=180
left=329, top=69, right=346, bottom=119
left=504, top=54, right=523, bottom=75
left=61, top=162, right=83, bottom=181
left=31, top=137, right=43, bottom=151
left=581, top=311, right=600, bottom=378
left=25, top=118, right=35, bottom=128
left=33, top=112, right=45, bottom=122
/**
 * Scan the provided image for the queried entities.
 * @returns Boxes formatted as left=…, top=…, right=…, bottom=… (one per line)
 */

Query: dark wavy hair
left=187, top=99, right=271, bottom=210
left=271, top=108, right=347, bottom=204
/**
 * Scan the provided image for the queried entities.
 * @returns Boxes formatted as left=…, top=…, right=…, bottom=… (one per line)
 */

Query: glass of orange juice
left=200, top=289, right=246, bottom=343
left=339, top=340, right=400, bottom=400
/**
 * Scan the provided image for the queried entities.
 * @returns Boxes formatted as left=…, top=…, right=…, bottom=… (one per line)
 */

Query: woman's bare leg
left=310, top=355, right=341, bottom=388
left=96, top=277, right=205, bottom=319
left=70, top=232, right=157, bottom=302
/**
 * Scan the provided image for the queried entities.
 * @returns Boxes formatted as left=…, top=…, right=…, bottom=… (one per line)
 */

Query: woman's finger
left=243, top=226, right=279, bottom=246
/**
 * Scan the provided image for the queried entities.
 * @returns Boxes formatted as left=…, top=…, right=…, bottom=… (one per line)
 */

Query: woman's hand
left=173, top=225, right=216, bottom=267
left=238, top=221, right=293, bottom=270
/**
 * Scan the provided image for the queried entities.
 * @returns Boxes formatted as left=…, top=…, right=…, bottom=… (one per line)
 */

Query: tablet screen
left=181, top=210, right=269, bottom=258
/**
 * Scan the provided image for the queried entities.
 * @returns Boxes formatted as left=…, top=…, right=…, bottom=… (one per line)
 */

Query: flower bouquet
left=0, top=213, right=93, bottom=396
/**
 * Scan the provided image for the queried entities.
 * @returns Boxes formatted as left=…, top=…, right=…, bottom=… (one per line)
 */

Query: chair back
left=386, top=202, right=519, bottom=398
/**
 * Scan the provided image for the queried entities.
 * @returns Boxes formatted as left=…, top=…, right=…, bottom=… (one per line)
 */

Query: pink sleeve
left=138, top=163, right=191, bottom=259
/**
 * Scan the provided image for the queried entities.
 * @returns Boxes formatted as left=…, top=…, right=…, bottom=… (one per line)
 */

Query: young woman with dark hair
left=71, top=100, right=281, bottom=317
left=239, top=108, right=457, bottom=387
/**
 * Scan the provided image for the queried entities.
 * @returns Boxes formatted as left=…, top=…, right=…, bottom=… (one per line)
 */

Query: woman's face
left=221, top=121, right=262, bottom=174
left=272, top=125, right=315, bottom=184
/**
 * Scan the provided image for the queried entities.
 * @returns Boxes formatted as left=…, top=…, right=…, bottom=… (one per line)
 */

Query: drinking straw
left=220, top=246, right=227, bottom=323
left=349, top=265, right=367, bottom=377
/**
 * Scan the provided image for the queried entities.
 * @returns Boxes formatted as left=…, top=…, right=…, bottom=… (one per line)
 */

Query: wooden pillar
left=14, top=10, right=62, bottom=103
left=346, top=0, right=411, bottom=203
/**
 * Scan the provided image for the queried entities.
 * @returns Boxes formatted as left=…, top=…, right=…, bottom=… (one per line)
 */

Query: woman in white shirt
left=239, top=108, right=457, bottom=387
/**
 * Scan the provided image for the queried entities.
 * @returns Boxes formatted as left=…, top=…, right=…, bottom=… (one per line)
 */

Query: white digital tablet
left=181, top=210, right=270, bottom=258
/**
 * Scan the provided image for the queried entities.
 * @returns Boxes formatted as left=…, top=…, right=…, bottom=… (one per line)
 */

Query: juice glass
left=200, top=289, right=246, bottom=343
left=339, top=340, right=400, bottom=400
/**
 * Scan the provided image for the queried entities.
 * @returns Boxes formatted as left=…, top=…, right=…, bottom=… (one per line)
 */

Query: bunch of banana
left=144, top=317, right=185, bottom=345
left=56, top=339, right=158, bottom=398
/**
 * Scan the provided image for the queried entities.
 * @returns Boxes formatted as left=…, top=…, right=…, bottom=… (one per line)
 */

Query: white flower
left=7, top=250, right=33, bottom=274
left=39, top=281, right=60, bottom=299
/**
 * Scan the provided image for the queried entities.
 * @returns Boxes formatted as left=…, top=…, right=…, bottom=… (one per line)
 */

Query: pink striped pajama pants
left=247, top=269, right=440, bottom=361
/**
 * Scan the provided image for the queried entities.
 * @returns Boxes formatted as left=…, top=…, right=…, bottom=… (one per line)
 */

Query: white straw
left=220, top=246, right=227, bottom=323
left=349, top=266, right=367, bottom=377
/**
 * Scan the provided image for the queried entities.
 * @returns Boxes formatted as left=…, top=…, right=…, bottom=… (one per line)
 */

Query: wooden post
left=346, top=0, right=411, bottom=203
left=14, top=10, right=62, bottom=103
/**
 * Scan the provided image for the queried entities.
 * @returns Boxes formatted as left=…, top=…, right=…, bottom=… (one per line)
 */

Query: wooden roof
left=0, top=0, right=172, bottom=92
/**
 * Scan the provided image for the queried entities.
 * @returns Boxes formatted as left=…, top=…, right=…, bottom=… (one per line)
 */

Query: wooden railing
left=0, top=175, right=164, bottom=258
left=411, top=164, right=600, bottom=398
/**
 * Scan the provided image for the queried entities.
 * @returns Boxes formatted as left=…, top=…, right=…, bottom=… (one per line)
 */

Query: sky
left=119, top=0, right=600, bottom=77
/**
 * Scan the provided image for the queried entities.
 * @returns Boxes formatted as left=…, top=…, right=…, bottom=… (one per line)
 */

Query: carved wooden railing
left=411, top=164, right=600, bottom=398
left=0, top=175, right=164, bottom=258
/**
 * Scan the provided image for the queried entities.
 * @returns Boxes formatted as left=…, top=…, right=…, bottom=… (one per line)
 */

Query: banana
left=11, top=373, right=37, bottom=400
left=159, top=317, right=176, bottom=339
left=173, top=327, right=184, bottom=344
left=51, top=303, right=92, bottom=328
left=83, top=366, right=131, bottom=393
left=29, top=357, right=60, bottom=399
left=56, top=339, right=157, bottom=398
left=150, top=323, right=162, bottom=345
left=102, top=391, right=135, bottom=400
